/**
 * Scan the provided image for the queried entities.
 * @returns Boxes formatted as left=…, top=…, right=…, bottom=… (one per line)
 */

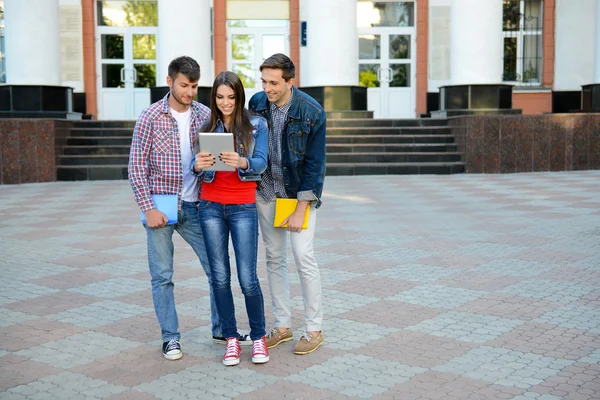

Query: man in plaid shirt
left=129, top=56, right=249, bottom=361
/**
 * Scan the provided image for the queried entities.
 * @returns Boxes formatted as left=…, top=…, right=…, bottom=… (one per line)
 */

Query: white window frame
left=502, top=0, right=544, bottom=86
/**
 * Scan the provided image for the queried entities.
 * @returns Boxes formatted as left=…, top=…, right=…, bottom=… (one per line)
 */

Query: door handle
left=120, top=67, right=125, bottom=82
left=132, top=68, right=138, bottom=83
left=376, top=67, right=383, bottom=82
left=386, top=67, right=393, bottom=82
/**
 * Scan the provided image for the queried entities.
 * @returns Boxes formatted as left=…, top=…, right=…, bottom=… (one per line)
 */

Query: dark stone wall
left=0, top=119, right=72, bottom=184
left=449, top=114, right=600, bottom=173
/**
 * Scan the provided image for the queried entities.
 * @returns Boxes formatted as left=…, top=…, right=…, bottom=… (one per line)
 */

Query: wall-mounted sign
left=301, top=21, right=307, bottom=47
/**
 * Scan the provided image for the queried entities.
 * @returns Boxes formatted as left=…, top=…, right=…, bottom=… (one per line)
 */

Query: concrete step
left=56, top=165, right=128, bottom=181
left=327, top=118, right=448, bottom=128
left=62, top=145, right=131, bottom=155
left=326, top=152, right=462, bottom=163
left=72, top=120, right=136, bottom=129
left=327, top=126, right=451, bottom=135
left=326, top=143, right=458, bottom=153
left=66, top=136, right=132, bottom=146
left=325, top=134, right=455, bottom=144
left=69, top=128, right=133, bottom=137
left=326, top=110, right=374, bottom=119
left=326, top=162, right=466, bottom=176
left=59, top=154, right=129, bottom=166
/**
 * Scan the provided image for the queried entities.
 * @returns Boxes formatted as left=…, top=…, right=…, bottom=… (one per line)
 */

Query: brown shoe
left=293, top=332, right=324, bottom=355
left=265, top=328, right=293, bottom=349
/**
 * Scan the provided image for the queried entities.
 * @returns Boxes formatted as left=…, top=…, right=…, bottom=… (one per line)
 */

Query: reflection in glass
left=357, top=2, right=414, bottom=27
left=233, top=64, right=255, bottom=88
left=359, top=35, right=380, bottom=60
left=102, top=64, right=124, bottom=88
left=134, top=64, right=156, bottom=88
left=358, top=64, right=380, bottom=88
left=133, top=34, right=156, bottom=59
left=228, top=20, right=289, bottom=28
left=502, top=0, right=520, bottom=31
left=390, top=64, right=410, bottom=87
left=262, top=35, right=286, bottom=60
left=522, top=35, right=542, bottom=82
left=97, top=0, right=158, bottom=27
left=503, top=37, right=517, bottom=81
left=101, top=34, right=124, bottom=59
left=232, top=34, right=254, bottom=60
left=523, top=0, right=542, bottom=31
left=389, top=35, right=410, bottom=59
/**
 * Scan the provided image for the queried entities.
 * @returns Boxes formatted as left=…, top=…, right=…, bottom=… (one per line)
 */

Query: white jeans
left=256, top=195, right=323, bottom=332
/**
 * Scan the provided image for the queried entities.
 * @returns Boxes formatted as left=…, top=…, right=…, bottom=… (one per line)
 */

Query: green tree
left=123, top=1, right=158, bottom=27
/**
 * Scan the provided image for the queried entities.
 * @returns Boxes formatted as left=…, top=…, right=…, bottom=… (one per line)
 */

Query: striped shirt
left=257, top=88, right=294, bottom=202
left=128, top=93, right=211, bottom=212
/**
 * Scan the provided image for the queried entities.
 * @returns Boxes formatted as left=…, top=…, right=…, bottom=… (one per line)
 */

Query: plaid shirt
left=257, top=88, right=294, bottom=202
left=128, top=93, right=211, bottom=212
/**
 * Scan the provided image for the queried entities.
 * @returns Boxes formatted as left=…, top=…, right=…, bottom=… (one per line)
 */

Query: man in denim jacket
left=249, top=53, right=326, bottom=355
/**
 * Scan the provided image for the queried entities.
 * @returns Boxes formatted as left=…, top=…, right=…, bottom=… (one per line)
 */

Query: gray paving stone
left=386, top=284, right=488, bottom=309
left=322, top=317, right=400, bottom=350
left=15, top=331, right=142, bottom=369
left=434, top=346, right=576, bottom=389
left=501, top=280, right=598, bottom=303
left=406, top=311, right=526, bottom=343
left=45, top=299, right=153, bottom=328
left=67, top=277, right=148, bottom=298
left=375, top=263, right=456, bottom=282
left=535, top=304, right=600, bottom=333
left=285, top=354, right=427, bottom=398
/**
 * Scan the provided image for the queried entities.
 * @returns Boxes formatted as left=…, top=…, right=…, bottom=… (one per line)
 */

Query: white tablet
left=197, top=132, right=236, bottom=171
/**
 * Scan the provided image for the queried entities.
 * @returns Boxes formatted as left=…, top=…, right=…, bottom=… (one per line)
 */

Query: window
left=96, top=0, right=158, bottom=27
left=357, top=1, right=415, bottom=28
left=502, top=0, right=543, bottom=86
left=0, top=1, right=5, bottom=83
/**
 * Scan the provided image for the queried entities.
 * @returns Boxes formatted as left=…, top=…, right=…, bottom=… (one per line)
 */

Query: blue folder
left=141, top=194, right=178, bottom=225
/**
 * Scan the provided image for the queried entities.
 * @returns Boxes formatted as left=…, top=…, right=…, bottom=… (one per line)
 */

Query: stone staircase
left=325, top=111, right=465, bottom=175
left=56, top=112, right=464, bottom=180
left=56, top=121, right=135, bottom=181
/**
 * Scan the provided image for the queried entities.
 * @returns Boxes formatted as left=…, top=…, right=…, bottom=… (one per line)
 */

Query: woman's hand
left=194, top=152, right=215, bottom=172
left=220, top=152, right=248, bottom=169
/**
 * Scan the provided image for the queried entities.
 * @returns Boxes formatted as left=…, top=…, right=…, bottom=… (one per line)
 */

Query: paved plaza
left=1, top=171, right=599, bottom=400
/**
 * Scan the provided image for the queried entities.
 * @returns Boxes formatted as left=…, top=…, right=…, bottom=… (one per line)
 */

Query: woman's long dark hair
left=198, top=71, right=253, bottom=157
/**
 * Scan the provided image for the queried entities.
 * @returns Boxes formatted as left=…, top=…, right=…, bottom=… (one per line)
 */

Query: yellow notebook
left=273, top=198, right=310, bottom=229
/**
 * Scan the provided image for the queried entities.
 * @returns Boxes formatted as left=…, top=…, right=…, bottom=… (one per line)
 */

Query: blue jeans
left=198, top=200, right=266, bottom=341
left=144, top=200, right=221, bottom=342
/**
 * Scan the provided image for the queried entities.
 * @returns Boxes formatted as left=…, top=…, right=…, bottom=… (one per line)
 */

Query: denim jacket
left=191, top=115, right=269, bottom=183
left=248, top=87, right=327, bottom=208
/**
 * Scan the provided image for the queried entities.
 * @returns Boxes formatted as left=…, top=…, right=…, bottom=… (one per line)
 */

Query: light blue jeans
left=198, top=200, right=266, bottom=341
left=144, top=200, right=221, bottom=342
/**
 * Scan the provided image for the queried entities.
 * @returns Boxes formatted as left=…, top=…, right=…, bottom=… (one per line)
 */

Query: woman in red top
left=193, top=71, right=269, bottom=366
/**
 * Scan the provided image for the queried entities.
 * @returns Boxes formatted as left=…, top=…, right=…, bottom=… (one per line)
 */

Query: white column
left=4, top=0, right=61, bottom=85
left=595, top=0, right=600, bottom=82
left=301, top=0, right=358, bottom=86
left=157, top=0, right=212, bottom=86
left=450, top=0, right=503, bottom=84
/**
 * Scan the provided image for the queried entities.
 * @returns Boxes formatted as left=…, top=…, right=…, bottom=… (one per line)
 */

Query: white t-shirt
left=170, top=107, right=197, bottom=202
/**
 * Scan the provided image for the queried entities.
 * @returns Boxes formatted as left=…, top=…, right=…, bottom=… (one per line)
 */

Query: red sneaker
left=252, top=336, right=270, bottom=364
left=223, top=337, right=241, bottom=366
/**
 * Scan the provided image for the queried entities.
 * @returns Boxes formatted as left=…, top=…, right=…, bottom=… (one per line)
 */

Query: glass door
left=359, top=29, right=415, bottom=118
left=357, top=1, right=416, bottom=118
left=97, top=27, right=157, bottom=120
left=227, top=21, right=289, bottom=104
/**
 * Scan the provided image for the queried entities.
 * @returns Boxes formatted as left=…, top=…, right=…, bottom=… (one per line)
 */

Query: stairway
left=325, top=111, right=465, bottom=175
left=56, top=121, right=135, bottom=181
left=56, top=112, right=464, bottom=181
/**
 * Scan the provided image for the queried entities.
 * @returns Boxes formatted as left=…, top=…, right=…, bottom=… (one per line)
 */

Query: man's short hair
left=168, top=56, right=200, bottom=82
left=260, top=53, right=295, bottom=81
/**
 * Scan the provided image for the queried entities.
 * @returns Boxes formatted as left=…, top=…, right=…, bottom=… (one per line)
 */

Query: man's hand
left=145, top=209, right=168, bottom=228
left=194, top=152, right=215, bottom=172
left=282, top=200, right=310, bottom=233
left=220, top=152, right=247, bottom=169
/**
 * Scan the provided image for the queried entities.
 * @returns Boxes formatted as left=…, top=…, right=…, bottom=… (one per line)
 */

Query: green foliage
left=359, top=70, right=378, bottom=88
left=123, top=1, right=158, bottom=27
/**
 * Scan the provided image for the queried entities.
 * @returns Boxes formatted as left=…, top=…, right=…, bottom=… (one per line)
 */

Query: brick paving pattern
left=1, top=171, right=599, bottom=399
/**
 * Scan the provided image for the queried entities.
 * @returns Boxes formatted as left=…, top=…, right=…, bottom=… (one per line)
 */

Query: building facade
left=0, top=0, right=598, bottom=120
